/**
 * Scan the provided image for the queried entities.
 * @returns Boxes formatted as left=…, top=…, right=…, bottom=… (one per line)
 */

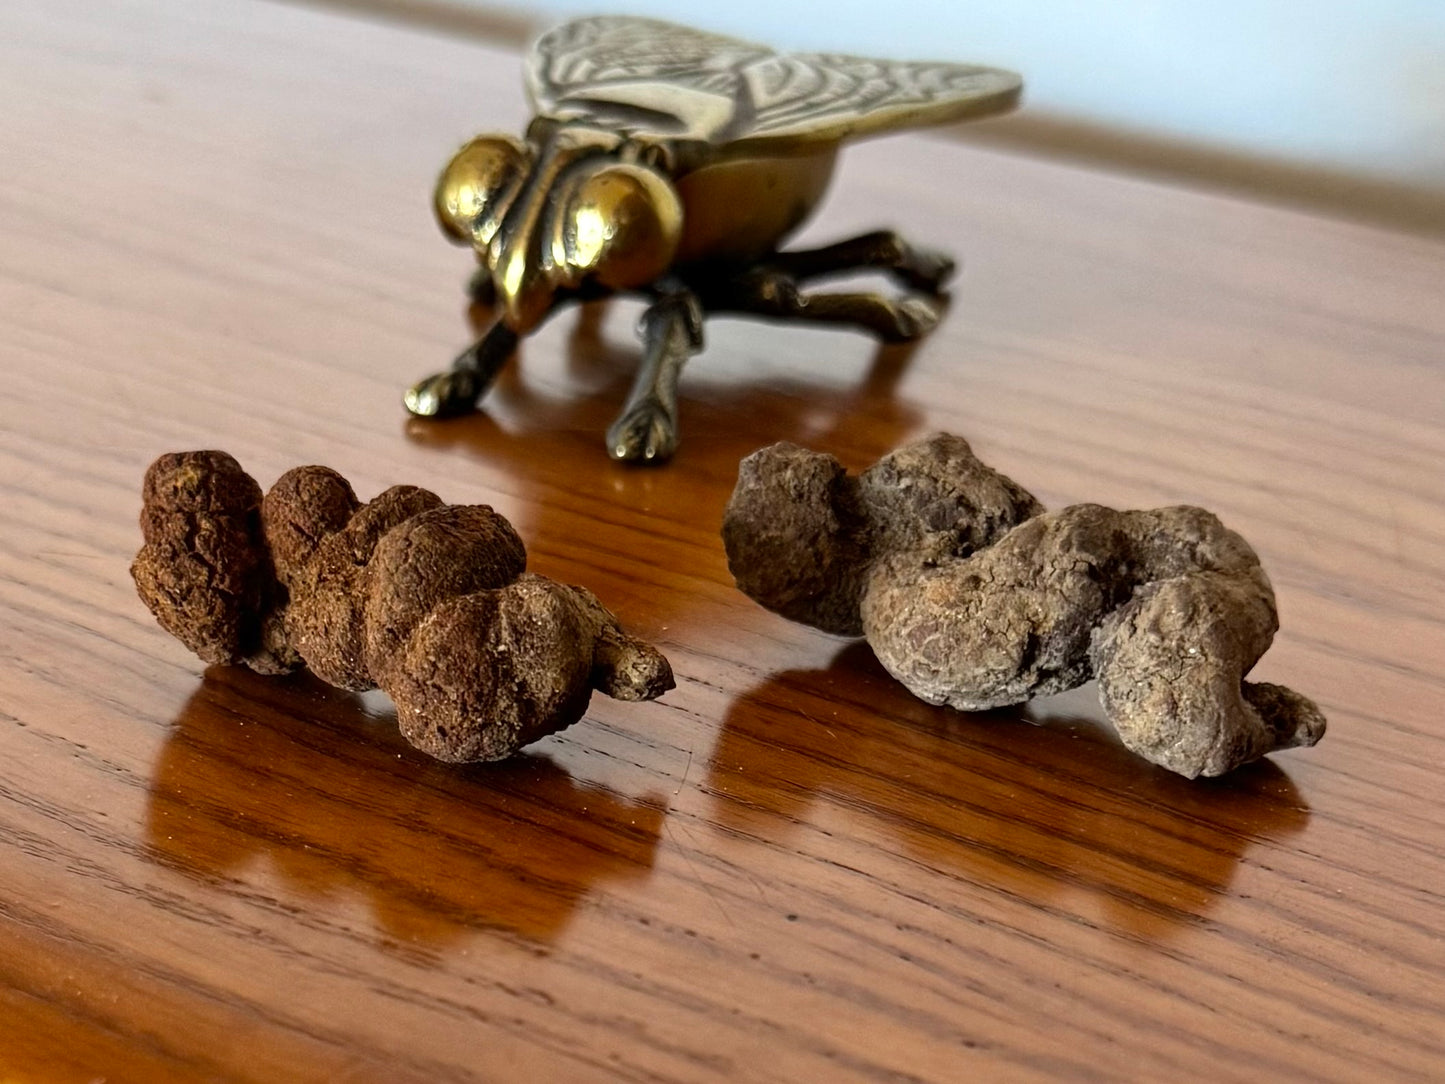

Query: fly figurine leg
left=467, top=267, right=497, bottom=306
left=704, top=267, right=941, bottom=342
left=766, top=229, right=955, bottom=295
left=605, top=284, right=704, bottom=462
left=408, top=230, right=953, bottom=450
left=696, top=230, right=955, bottom=343
left=404, top=318, right=520, bottom=419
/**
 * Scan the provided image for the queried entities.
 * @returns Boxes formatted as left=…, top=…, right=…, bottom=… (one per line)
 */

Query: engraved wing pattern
left=526, top=16, right=1021, bottom=150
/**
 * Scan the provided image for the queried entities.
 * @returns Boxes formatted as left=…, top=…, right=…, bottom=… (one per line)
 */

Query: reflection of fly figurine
left=407, top=16, right=1021, bottom=462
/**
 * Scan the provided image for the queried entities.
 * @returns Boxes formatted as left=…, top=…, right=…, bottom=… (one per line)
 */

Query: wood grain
left=1, top=1, right=1443, bottom=1080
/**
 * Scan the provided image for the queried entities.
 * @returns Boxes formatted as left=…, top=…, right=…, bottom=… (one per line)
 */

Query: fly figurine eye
left=556, top=162, right=682, bottom=291
left=434, top=135, right=529, bottom=247
left=407, top=16, right=1023, bottom=464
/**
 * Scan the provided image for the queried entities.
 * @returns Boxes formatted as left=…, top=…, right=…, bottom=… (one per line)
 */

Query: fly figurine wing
left=525, top=16, right=1022, bottom=151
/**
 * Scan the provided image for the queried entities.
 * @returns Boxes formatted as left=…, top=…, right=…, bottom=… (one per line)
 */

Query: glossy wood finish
left=2, top=1, right=1443, bottom=1080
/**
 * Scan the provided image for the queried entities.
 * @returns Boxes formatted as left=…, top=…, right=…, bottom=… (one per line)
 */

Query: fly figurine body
left=407, top=16, right=1021, bottom=461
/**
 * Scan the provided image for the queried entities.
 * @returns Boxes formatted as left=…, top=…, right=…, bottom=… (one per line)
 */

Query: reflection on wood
left=708, top=644, right=1311, bottom=943
left=146, top=670, right=666, bottom=948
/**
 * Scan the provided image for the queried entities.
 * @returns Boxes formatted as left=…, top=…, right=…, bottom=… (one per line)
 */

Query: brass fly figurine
left=406, top=16, right=1021, bottom=462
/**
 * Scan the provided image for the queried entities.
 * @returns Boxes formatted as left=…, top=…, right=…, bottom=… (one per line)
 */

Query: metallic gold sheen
left=410, top=16, right=1024, bottom=462
left=561, top=164, right=681, bottom=290
left=434, top=135, right=528, bottom=246
left=673, top=149, right=837, bottom=264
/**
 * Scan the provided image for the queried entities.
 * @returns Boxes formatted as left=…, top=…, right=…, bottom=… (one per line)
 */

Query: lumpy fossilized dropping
left=133, top=452, right=673, bottom=763
left=723, top=433, right=1324, bottom=778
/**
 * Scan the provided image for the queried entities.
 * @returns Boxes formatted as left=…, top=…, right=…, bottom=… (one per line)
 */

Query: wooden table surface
left=3, top=1, right=1443, bottom=1080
